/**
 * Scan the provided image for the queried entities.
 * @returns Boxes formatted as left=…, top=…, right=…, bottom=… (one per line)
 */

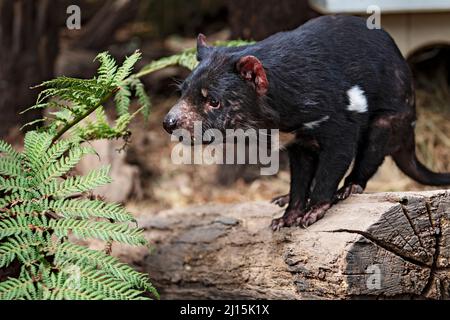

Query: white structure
left=309, top=0, right=450, bottom=57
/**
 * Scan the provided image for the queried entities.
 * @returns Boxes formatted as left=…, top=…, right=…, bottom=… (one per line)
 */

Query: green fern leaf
left=0, top=176, right=31, bottom=194
left=0, top=235, right=42, bottom=268
left=41, top=166, right=112, bottom=198
left=0, top=277, right=36, bottom=300
left=114, top=51, right=141, bottom=84
left=114, top=85, right=132, bottom=116
left=31, top=145, right=93, bottom=186
left=114, top=113, right=133, bottom=133
left=95, top=52, right=117, bottom=86
left=76, top=266, right=144, bottom=300
left=8, top=199, right=47, bottom=216
left=45, top=279, right=107, bottom=300
left=0, top=216, right=45, bottom=240
left=0, top=193, right=29, bottom=212
left=40, top=265, right=105, bottom=300
left=0, top=157, right=23, bottom=178
left=31, top=138, right=82, bottom=175
left=49, top=109, right=73, bottom=124
left=131, top=78, right=151, bottom=120
left=48, top=199, right=135, bottom=222
left=0, top=140, right=21, bottom=161
left=55, top=242, right=157, bottom=297
left=50, top=218, right=146, bottom=245
left=23, top=131, right=53, bottom=169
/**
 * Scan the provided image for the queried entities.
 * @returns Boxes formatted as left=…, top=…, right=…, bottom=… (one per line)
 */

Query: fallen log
left=132, top=190, right=450, bottom=300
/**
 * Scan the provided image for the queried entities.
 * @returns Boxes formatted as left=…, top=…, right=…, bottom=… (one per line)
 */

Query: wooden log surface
left=125, top=190, right=450, bottom=300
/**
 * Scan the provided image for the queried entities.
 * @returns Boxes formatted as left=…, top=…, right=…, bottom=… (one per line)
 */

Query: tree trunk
left=72, top=0, right=140, bottom=51
left=131, top=190, right=450, bottom=299
left=0, top=0, right=61, bottom=139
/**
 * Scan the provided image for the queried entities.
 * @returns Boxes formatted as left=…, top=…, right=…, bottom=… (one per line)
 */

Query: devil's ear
left=236, top=55, right=269, bottom=96
left=197, top=34, right=211, bottom=61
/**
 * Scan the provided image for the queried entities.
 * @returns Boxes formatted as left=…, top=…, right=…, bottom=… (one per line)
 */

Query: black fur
left=163, top=15, right=450, bottom=229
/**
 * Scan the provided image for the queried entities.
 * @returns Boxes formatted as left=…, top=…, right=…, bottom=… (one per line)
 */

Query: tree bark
left=132, top=190, right=450, bottom=299
left=72, top=0, right=140, bottom=50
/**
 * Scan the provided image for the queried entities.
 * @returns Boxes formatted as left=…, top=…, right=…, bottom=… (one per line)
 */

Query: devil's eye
left=209, top=97, right=220, bottom=109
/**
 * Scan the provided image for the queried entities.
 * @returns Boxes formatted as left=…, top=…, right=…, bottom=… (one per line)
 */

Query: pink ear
left=236, top=56, right=269, bottom=96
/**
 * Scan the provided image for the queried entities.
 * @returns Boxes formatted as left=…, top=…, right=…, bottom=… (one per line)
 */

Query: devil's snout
left=163, top=113, right=178, bottom=134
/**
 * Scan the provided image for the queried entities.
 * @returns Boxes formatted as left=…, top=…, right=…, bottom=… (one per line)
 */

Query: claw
left=335, top=184, right=364, bottom=202
left=299, top=203, right=331, bottom=227
left=270, top=208, right=304, bottom=231
left=270, top=218, right=285, bottom=231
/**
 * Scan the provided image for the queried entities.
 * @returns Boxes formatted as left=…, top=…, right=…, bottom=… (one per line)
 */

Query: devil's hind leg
left=336, top=117, right=391, bottom=201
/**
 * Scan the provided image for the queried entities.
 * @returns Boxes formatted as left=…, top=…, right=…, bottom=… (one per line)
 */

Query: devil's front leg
left=300, top=137, right=356, bottom=227
left=271, top=144, right=317, bottom=230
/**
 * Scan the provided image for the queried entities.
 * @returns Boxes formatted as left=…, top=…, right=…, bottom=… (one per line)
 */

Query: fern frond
left=40, top=77, right=101, bottom=91
left=0, top=157, right=23, bottom=178
left=77, top=266, right=144, bottom=300
left=95, top=52, right=117, bottom=86
left=44, top=265, right=145, bottom=300
left=55, top=242, right=157, bottom=297
left=48, top=199, right=135, bottom=222
left=0, top=45, right=172, bottom=299
left=0, top=176, right=31, bottom=194
left=0, top=140, right=21, bottom=161
left=137, top=49, right=194, bottom=76
left=114, top=113, right=133, bottom=133
left=31, top=145, right=93, bottom=186
left=50, top=218, right=146, bottom=245
left=30, top=137, right=82, bottom=175
left=114, top=51, right=141, bottom=84
left=41, top=87, right=103, bottom=108
left=49, top=109, right=73, bottom=125
left=23, top=131, right=53, bottom=169
left=77, top=109, right=132, bottom=141
left=0, top=216, right=45, bottom=240
left=0, top=277, right=37, bottom=300
left=0, top=193, right=29, bottom=212
left=41, top=166, right=112, bottom=198
left=43, top=272, right=106, bottom=300
left=0, top=235, right=42, bottom=268
left=114, top=85, right=132, bottom=116
left=20, top=102, right=48, bottom=114
left=8, top=199, right=48, bottom=216
left=20, top=118, right=47, bottom=131
left=130, top=78, right=151, bottom=120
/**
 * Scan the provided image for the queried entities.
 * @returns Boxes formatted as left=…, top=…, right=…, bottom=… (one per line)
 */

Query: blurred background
left=0, top=0, right=449, bottom=217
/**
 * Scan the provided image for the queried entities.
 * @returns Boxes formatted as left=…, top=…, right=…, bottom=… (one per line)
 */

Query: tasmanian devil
left=163, top=15, right=450, bottom=230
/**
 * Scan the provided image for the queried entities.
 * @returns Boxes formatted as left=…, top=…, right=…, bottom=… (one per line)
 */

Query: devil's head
left=163, top=34, right=272, bottom=140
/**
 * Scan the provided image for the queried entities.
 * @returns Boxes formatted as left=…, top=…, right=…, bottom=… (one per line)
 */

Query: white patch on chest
left=347, top=86, right=368, bottom=113
left=304, top=116, right=330, bottom=130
